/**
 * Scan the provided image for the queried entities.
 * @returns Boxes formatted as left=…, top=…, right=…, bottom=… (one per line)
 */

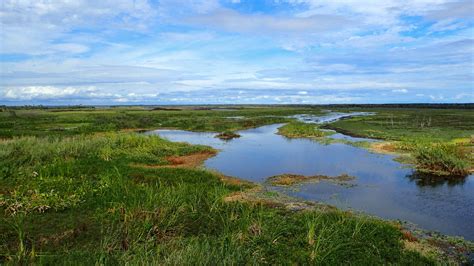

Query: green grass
left=278, top=121, right=331, bottom=139
left=0, top=106, right=325, bottom=138
left=394, top=140, right=471, bottom=176
left=0, top=130, right=433, bottom=264
left=326, top=108, right=473, bottom=141
left=2, top=105, right=472, bottom=264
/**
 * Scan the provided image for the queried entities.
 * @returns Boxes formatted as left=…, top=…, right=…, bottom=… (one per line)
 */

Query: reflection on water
left=406, top=172, right=468, bottom=187
left=146, top=114, right=474, bottom=241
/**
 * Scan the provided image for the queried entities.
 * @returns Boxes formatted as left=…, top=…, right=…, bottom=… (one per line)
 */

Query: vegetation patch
left=410, top=142, right=471, bottom=176
left=267, top=173, right=355, bottom=187
left=370, top=140, right=472, bottom=176
left=215, top=131, right=241, bottom=140
left=278, top=121, right=332, bottom=139
left=327, top=107, right=473, bottom=141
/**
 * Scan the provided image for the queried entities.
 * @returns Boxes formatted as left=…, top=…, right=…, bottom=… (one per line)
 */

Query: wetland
left=1, top=105, right=473, bottom=264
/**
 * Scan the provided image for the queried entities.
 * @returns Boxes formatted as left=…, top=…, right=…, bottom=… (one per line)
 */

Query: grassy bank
left=277, top=121, right=331, bottom=139
left=0, top=132, right=433, bottom=264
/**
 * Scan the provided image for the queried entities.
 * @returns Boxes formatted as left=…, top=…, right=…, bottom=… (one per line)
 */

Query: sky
left=0, top=0, right=473, bottom=105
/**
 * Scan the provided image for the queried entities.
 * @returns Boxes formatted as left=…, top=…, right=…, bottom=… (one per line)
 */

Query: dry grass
left=370, top=142, right=400, bottom=155
left=267, top=173, right=355, bottom=186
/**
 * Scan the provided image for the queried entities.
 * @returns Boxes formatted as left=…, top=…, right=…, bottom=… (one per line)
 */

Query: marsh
left=149, top=113, right=474, bottom=241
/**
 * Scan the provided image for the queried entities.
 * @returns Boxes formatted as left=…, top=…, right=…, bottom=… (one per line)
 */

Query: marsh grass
left=411, top=142, right=470, bottom=176
left=0, top=107, right=314, bottom=138
left=328, top=108, right=473, bottom=141
left=0, top=132, right=433, bottom=264
left=278, top=121, right=331, bottom=139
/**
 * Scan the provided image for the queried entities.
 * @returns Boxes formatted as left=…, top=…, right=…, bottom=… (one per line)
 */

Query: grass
left=326, top=107, right=473, bottom=141
left=0, top=106, right=325, bottom=138
left=278, top=121, right=331, bottom=139
left=395, top=140, right=471, bottom=176
left=1, top=105, right=472, bottom=263
left=0, top=129, right=433, bottom=264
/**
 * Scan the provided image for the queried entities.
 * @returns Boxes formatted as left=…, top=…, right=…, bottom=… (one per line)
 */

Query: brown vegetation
left=267, top=173, right=355, bottom=186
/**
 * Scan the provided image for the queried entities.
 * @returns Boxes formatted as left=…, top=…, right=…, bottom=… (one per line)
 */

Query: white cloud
left=185, top=8, right=351, bottom=34
left=0, top=0, right=156, bottom=55
left=2, top=86, right=95, bottom=100
left=0, top=0, right=472, bottom=104
left=392, top=89, right=408, bottom=93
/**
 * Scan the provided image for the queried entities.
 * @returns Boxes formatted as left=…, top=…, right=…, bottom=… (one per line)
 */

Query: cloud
left=0, top=0, right=473, bottom=105
left=184, top=8, right=351, bottom=34
left=0, top=0, right=156, bottom=55
left=392, top=89, right=408, bottom=93
left=425, top=0, right=474, bottom=20
left=2, top=86, right=96, bottom=100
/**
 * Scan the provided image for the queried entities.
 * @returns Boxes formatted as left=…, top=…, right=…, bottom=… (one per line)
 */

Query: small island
left=215, top=131, right=241, bottom=140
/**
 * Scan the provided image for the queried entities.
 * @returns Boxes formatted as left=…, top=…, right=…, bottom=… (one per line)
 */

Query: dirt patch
left=131, top=150, right=217, bottom=169
left=267, top=173, right=355, bottom=186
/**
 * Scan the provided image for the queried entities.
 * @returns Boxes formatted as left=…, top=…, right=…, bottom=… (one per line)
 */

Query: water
left=290, top=112, right=374, bottom=124
left=146, top=115, right=474, bottom=240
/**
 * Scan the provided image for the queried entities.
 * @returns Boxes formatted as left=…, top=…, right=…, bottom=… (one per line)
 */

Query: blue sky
left=0, top=0, right=473, bottom=105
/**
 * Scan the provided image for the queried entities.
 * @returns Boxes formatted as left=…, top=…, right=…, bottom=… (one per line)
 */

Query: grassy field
left=327, top=107, right=473, bottom=141
left=0, top=106, right=326, bottom=138
left=1, top=105, right=473, bottom=264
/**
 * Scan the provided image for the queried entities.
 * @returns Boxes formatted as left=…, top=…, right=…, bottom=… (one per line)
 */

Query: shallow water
left=146, top=117, right=474, bottom=240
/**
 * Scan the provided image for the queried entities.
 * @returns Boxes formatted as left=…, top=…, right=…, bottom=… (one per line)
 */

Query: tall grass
left=0, top=133, right=432, bottom=264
